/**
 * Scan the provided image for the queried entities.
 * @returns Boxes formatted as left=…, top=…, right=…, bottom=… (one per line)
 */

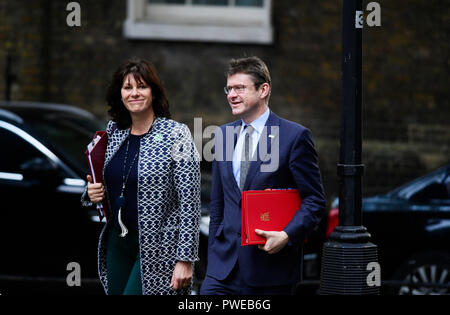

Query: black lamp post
left=319, top=0, right=379, bottom=295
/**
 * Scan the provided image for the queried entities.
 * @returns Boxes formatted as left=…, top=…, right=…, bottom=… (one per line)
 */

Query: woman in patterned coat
left=82, top=58, right=201, bottom=295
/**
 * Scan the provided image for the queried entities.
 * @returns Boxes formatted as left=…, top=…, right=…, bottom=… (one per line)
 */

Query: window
left=124, top=0, right=273, bottom=44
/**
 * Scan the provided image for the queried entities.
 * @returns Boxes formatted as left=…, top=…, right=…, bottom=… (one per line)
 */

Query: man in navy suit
left=200, top=56, right=326, bottom=295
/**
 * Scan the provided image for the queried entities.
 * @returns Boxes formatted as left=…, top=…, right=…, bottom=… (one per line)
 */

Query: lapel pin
left=154, top=133, right=163, bottom=142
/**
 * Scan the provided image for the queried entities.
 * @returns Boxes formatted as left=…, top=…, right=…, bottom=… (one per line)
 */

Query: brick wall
left=1, top=0, right=448, bottom=203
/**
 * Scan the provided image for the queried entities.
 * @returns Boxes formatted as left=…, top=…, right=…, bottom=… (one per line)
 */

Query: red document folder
left=85, top=130, right=110, bottom=222
left=241, top=189, right=301, bottom=246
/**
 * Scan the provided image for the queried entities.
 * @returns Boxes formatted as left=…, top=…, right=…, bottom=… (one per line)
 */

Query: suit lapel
left=242, top=111, right=280, bottom=191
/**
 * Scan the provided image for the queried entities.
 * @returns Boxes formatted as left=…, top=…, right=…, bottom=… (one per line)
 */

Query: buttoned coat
left=82, top=117, right=201, bottom=295
left=206, top=111, right=326, bottom=287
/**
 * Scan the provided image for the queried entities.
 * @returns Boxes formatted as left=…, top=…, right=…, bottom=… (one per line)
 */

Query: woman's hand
left=86, top=175, right=105, bottom=203
left=170, top=261, right=193, bottom=291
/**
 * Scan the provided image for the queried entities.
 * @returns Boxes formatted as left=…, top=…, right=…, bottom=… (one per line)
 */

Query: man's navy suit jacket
left=206, top=111, right=326, bottom=287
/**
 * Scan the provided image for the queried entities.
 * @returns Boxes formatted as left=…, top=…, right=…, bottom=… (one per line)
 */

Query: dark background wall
left=0, top=0, right=448, bottom=204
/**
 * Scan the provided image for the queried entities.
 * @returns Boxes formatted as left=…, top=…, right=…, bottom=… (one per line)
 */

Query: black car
left=0, top=101, right=106, bottom=295
left=325, top=164, right=450, bottom=295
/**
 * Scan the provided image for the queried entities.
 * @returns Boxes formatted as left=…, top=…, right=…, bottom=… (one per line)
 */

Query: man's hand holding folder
left=241, top=189, right=301, bottom=254
left=254, top=229, right=290, bottom=254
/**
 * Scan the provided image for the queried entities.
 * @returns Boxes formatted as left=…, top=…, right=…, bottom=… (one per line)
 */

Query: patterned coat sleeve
left=171, top=123, right=201, bottom=262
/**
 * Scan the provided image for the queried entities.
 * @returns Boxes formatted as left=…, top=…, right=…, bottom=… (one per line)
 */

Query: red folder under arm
left=241, top=189, right=301, bottom=246
left=84, top=130, right=110, bottom=222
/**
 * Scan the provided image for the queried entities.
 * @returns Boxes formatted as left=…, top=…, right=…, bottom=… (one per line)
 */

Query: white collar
left=240, top=107, right=270, bottom=135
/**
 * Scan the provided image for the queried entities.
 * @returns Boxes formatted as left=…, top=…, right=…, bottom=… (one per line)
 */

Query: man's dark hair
left=226, top=56, right=272, bottom=90
left=106, top=58, right=171, bottom=129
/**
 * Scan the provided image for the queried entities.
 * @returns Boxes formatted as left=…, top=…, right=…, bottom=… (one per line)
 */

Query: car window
left=0, top=127, right=46, bottom=174
left=0, top=126, right=70, bottom=178
left=389, top=165, right=449, bottom=201
left=24, top=113, right=105, bottom=174
left=410, top=182, right=449, bottom=203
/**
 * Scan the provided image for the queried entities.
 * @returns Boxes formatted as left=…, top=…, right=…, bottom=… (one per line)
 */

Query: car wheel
left=392, top=251, right=450, bottom=295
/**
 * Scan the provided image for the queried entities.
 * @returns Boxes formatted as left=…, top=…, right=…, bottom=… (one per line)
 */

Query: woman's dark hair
left=106, top=58, right=171, bottom=129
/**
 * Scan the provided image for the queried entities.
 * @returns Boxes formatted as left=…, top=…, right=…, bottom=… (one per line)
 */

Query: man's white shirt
left=232, top=108, right=270, bottom=187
